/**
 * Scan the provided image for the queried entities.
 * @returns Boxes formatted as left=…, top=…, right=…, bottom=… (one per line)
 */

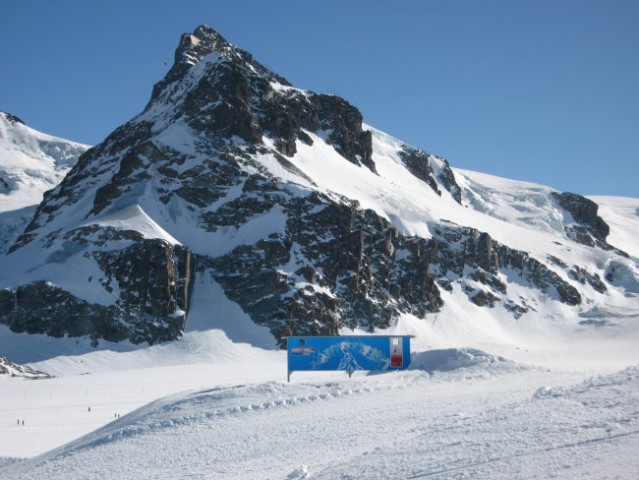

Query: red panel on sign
left=391, top=355, right=403, bottom=367
left=291, top=347, right=316, bottom=355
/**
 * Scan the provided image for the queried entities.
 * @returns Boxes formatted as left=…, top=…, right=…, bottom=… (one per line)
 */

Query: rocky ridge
left=0, top=355, right=50, bottom=378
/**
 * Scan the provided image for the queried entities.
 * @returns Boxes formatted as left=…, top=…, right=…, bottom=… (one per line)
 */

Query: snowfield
left=1, top=320, right=638, bottom=479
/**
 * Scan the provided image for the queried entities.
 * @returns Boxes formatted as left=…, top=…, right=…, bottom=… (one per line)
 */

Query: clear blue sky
left=2, top=0, right=638, bottom=197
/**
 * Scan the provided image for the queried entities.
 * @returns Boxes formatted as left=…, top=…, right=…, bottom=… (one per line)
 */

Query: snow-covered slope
left=0, top=112, right=88, bottom=252
left=1, top=351, right=637, bottom=479
left=588, top=195, right=639, bottom=260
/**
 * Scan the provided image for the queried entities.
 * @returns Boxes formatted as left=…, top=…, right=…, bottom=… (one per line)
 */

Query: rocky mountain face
left=0, top=26, right=635, bottom=348
left=0, top=355, right=50, bottom=378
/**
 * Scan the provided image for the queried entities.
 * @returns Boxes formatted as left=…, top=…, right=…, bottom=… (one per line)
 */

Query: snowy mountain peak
left=1, top=26, right=637, bottom=351
left=0, top=111, right=88, bottom=174
left=174, top=25, right=251, bottom=68
left=0, top=112, right=88, bottom=253
left=144, top=25, right=291, bottom=118
left=176, top=26, right=223, bottom=65
left=0, top=111, right=26, bottom=126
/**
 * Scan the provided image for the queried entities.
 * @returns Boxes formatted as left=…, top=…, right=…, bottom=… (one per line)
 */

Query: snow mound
left=29, top=329, right=281, bottom=377
left=534, top=364, right=639, bottom=400
left=287, top=465, right=310, bottom=479
left=83, top=204, right=181, bottom=244
left=410, top=348, right=524, bottom=376
left=0, top=379, right=398, bottom=475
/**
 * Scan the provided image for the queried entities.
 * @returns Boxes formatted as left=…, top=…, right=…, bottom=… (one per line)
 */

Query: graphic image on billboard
left=286, top=336, right=411, bottom=381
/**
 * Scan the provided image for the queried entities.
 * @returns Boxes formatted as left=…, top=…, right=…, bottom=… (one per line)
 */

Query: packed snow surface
left=1, top=339, right=638, bottom=479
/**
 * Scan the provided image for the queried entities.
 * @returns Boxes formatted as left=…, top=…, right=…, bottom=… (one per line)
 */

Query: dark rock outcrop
left=0, top=112, right=26, bottom=126
left=2, top=230, right=193, bottom=346
left=430, top=224, right=581, bottom=308
left=569, top=266, right=607, bottom=293
left=551, top=192, right=610, bottom=247
left=206, top=193, right=444, bottom=346
left=0, top=355, right=50, bottom=378
left=399, top=147, right=462, bottom=203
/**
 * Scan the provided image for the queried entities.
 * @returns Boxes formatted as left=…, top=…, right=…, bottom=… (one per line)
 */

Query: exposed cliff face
left=551, top=192, right=611, bottom=248
left=204, top=193, right=444, bottom=344
left=1, top=228, right=192, bottom=346
left=399, top=147, right=462, bottom=204
left=0, top=26, right=635, bottom=348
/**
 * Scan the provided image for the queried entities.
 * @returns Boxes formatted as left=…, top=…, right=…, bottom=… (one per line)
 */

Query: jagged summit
left=0, top=112, right=26, bottom=126
left=172, top=25, right=287, bottom=80
left=145, top=25, right=290, bottom=116
left=136, top=24, right=380, bottom=177
left=175, top=25, right=234, bottom=66
left=1, top=26, right=635, bottom=350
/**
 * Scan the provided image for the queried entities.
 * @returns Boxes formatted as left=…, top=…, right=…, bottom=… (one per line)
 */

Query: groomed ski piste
left=1, top=328, right=638, bottom=479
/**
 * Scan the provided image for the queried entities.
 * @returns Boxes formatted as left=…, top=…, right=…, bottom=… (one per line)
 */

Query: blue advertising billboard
left=286, top=335, right=412, bottom=381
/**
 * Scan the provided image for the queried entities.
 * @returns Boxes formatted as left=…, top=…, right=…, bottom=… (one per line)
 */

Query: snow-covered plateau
left=1, top=25, right=638, bottom=479
left=1, top=331, right=638, bottom=479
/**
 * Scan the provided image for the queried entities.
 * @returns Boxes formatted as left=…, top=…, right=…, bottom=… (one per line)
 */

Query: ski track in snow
left=1, top=359, right=638, bottom=480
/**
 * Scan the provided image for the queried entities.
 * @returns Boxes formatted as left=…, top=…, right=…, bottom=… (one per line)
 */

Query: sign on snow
left=286, top=335, right=412, bottom=381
